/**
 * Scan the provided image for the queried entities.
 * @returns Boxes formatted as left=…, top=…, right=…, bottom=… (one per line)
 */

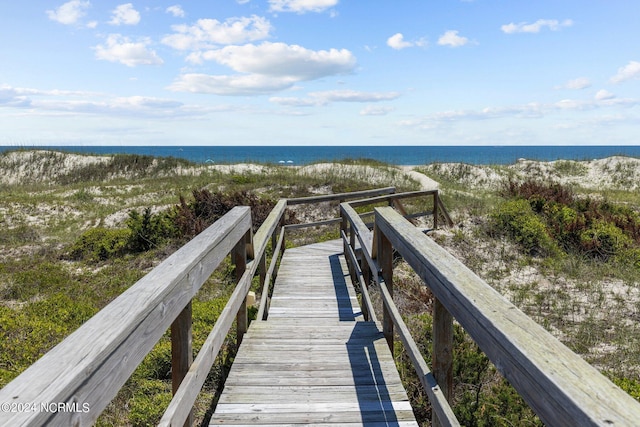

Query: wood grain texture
left=374, top=206, right=640, bottom=427
left=209, top=240, right=418, bottom=426
left=0, top=207, right=251, bottom=427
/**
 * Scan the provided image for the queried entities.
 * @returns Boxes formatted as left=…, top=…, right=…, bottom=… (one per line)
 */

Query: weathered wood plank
left=209, top=240, right=417, bottom=426
left=374, top=206, right=640, bottom=426
left=348, top=189, right=437, bottom=208
left=0, top=207, right=252, bottom=427
left=287, top=186, right=396, bottom=205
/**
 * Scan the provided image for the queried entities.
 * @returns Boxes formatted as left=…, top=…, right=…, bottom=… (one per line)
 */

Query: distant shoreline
left=2, top=145, right=640, bottom=166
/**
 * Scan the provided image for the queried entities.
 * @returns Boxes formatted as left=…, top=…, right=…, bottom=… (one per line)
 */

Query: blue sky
left=1, top=1, right=639, bottom=146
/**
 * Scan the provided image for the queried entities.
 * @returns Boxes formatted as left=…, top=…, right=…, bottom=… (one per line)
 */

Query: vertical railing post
left=233, top=230, right=250, bottom=346
left=171, top=303, right=193, bottom=427
left=341, top=212, right=354, bottom=283
left=360, top=255, right=371, bottom=322
left=434, top=191, right=439, bottom=230
left=376, top=225, right=394, bottom=351
left=432, top=297, right=453, bottom=427
left=259, top=252, right=266, bottom=290
left=279, top=214, right=286, bottom=255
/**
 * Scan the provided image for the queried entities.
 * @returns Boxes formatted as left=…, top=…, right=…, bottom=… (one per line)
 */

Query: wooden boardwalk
left=210, top=240, right=418, bottom=426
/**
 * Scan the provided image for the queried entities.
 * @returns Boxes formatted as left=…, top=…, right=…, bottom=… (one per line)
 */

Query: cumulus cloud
left=162, top=15, right=272, bottom=51
left=94, top=34, right=163, bottom=67
left=557, top=77, right=591, bottom=90
left=167, top=74, right=297, bottom=96
left=610, top=61, right=640, bottom=84
left=166, top=5, right=185, bottom=18
left=387, top=33, right=411, bottom=50
left=199, top=42, right=355, bottom=80
left=386, top=33, right=426, bottom=50
left=169, top=43, right=356, bottom=96
left=46, top=0, right=90, bottom=25
left=109, top=3, right=140, bottom=26
left=269, top=0, right=338, bottom=14
left=501, top=19, right=573, bottom=34
left=595, top=90, right=615, bottom=100
left=437, top=30, right=469, bottom=47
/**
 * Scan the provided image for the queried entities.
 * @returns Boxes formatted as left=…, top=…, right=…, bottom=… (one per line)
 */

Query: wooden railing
left=0, top=207, right=254, bottom=426
left=340, top=203, right=640, bottom=426
left=10, top=185, right=634, bottom=427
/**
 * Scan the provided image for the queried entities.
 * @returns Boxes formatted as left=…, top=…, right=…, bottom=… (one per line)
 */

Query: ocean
left=1, top=145, right=640, bottom=165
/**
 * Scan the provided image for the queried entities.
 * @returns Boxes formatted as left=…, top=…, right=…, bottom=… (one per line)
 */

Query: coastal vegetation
left=1, top=149, right=640, bottom=425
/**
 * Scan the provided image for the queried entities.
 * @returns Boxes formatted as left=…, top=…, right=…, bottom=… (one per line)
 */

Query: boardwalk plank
left=209, top=240, right=417, bottom=426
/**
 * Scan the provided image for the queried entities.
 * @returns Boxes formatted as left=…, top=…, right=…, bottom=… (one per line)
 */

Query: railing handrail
left=372, top=206, right=640, bottom=426
left=0, top=207, right=252, bottom=427
left=0, top=187, right=451, bottom=427
left=286, top=186, right=396, bottom=205
left=340, top=200, right=459, bottom=425
left=159, top=199, right=288, bottom=426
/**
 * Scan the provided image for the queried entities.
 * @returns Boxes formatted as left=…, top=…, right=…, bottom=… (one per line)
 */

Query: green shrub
left=3, top=261, right=73, bottom=300
left=127, top=379, right=172, bottom=427
left=0, top=293, right=96, bottom=385
left=126, top=207, right=177, bottom=252
left=69, top=227, right=131, bottom=262
left=580, top=220, right=632, bottom=261
left=492, top=199, right=561, bottom=257
left=611, top=376, right=640, bottom=402
left=134, top=339, right=172, bottom=381
left=545, top=203, right=585, bottom=250
left=396, top=313, right=541, bottom=426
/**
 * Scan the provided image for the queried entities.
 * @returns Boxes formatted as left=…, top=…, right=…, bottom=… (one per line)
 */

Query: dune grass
left=1, top=149, right=639, bottom=425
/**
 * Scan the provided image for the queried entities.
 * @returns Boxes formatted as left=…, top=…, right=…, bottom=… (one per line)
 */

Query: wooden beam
left=171, top=302, right=193, bottom=427
left=0, top=207, right=252, bottom=427
left=432, top=298, right=453, bottom=427
left=374, top=206, right=640, bottom=427
left=287, top=187, right=396, bottom=205
left=375, top=223, right=394, bottom=351
left=348, top=189, right=438, bottom=208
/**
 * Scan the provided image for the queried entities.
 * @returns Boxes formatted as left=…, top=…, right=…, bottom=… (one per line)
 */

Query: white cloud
left=0, top=84, right=196, bottom=118
left=269, top=90, right=399, bottom=106
left=557, top=77, right=591, bottom=90
left=610, top=61, right=640, bottom=84
left=46, top=0, right=90, bottom=25
left=269, top=0, right=338, bottom=14
left=400, top=96, right=639, bottom=130
left=501, top=19, right=573, bottom=34
left=200, top=42, right=356, bottom=80
left=166, top=5, right=185, bottom=18
left=387, top=33, right=411, bottom=50
left=309, top=89, right=400, bottom=102
left=595, top=90, right=615, bottom=100
left=94, top=34, right=163, bottom=67
left=168, top=74, right=296, bottom=96
left=162, top=15, right=272, bottom=51
left=437, top=30, right=469, bottom=47
left=269, top=96, right=320, bottom=107
left=109, top=3, right=140, bottom=26
left=386, top=33, right=426, bottom=50
left=360, top=105, right=394, bottom=116
left=169, top=42, right=356, bottom=96
left=237, top=0, right=251, bottom=3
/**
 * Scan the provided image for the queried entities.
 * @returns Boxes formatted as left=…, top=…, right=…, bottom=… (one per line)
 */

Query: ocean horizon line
left=1, top=145, right=640, bottom=166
